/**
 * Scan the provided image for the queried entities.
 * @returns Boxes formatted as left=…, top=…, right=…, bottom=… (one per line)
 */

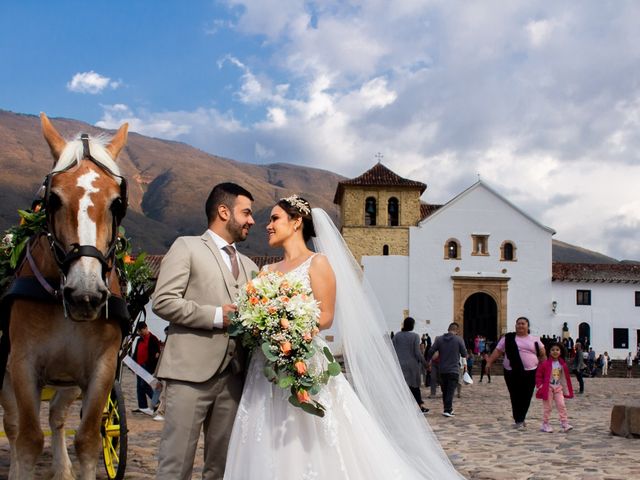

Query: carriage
left=0, top=114, right=154, bottom=480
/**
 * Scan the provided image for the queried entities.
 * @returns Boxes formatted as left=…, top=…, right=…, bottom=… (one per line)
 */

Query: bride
left=224, top=195, right=463, bottom=479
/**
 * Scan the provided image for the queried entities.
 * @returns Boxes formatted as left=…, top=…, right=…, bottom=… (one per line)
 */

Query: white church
left=333, top=163, right=640, bottom=360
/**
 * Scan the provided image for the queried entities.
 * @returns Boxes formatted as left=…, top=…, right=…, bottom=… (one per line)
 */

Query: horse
left=0, top=113, right=129, bottom=479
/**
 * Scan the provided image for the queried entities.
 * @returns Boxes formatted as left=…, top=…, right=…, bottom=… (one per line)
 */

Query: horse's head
left=40, top=113, right=129, bottom=321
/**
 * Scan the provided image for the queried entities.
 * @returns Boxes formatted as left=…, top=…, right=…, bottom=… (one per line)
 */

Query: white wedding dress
left=224, top=210, right=463, bottom=480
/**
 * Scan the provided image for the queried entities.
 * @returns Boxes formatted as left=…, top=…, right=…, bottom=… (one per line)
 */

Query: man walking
left=153, top=182, right=259, bottom=480
left=428, top=322, right=467, bottom=417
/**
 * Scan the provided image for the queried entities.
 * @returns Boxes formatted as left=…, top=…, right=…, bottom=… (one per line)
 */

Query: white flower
left=2, top=233, right=14, bottom=247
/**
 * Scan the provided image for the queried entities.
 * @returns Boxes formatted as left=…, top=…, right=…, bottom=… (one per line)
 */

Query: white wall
left=361, top=255, right=409, bottom=333
left=552, top=282, right=640, bottom=359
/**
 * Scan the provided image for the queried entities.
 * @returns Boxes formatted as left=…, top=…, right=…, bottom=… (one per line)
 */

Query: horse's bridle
left=40, top=133, right=128, bottom=280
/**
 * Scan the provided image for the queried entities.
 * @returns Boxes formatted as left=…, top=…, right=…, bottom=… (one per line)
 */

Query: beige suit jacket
left=152, top=232, right=258, bottom=383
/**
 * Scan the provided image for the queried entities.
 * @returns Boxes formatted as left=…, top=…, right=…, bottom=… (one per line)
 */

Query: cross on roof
left=374, top=152, right=384, bottom=163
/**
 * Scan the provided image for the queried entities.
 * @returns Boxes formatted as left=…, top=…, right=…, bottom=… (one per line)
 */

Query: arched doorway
left=463, top=292, right=498, bottom=350
left=578, top=322, right=591, bottom=349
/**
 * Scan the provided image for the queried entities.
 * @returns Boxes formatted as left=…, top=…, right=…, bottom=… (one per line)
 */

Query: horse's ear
left=105, top=123, right=129, bottom=159
left=40, top=112, right=66, bottom=162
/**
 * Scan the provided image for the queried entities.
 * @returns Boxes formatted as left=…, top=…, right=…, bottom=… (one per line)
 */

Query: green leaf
left=301, top=402, right=325, bottom=417
left=299, top=376, right=314, bottom=387
left=264, top=365, right=277, bottom=382
left=9, top=237, right=29, bottom=269
left=323, top=346, right=335, bottom=362
left=227, top=321, right=242, bottom=337
left=278, top=376, right=295, bottom=389
left=261, top=342, right=278, bottom=362
left=309, top=384, right=321, bottom=395
left=328, top=362, right=342, bottom=376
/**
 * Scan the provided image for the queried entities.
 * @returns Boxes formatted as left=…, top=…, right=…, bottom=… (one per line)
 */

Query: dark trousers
left=409, top=386, right=423, bottom=406
left=136, top=374, right=155, bottom=409
left=480, top=360, right=491, bottom=382
left=574, top=369, right=584, bottom=393
left=440, top=372, right=459, bottom=413
left=503, top=368, right=536, bottom=423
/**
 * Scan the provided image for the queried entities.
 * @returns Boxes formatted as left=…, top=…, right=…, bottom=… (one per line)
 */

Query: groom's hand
left=222, top=304, right=238, bottom=327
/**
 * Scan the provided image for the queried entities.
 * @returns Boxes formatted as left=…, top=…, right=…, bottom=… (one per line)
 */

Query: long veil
left=311, top=208, right=463, bottom=479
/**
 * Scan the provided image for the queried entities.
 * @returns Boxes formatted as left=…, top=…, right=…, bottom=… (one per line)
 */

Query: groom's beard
left=227, top=216, right=251, bottom=242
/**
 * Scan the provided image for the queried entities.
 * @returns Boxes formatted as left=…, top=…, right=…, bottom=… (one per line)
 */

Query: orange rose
left=123, top=254, right=134, bottom=264
left=261, top=296, right=269, bottom=304
left=268, top=306, right=278, bottom=315
left=280, top=341, right=292, bottom=355
left=249, top=296, right=259, bottom=305
left=280, top=296, right=290, bottom=303
left=246, top=283, right=257, bottom=294
left=294, top=361, right=307, bottom=375
left=302, top=332, right=312, bottom=342
left=296, top=389, right=310, bottom=403
left=280, top=317, right=290, bottom=329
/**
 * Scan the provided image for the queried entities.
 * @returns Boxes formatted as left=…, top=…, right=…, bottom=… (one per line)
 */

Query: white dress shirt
left=207, top=229, right=238, bottom=329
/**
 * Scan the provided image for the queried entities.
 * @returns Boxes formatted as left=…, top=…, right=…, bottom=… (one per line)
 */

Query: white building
left=334, top=164, right=640, bottom=360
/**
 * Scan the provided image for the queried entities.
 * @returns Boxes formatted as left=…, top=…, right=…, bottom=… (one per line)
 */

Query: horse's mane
left=52, top=134, right=122, bottom=181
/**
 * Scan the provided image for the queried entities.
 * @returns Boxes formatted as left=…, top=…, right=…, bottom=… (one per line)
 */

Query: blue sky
left=2, top=1, right=640, bottom=260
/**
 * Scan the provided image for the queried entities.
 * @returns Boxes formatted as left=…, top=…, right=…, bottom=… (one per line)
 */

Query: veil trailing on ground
left=311, top=208, right=463, bottom=479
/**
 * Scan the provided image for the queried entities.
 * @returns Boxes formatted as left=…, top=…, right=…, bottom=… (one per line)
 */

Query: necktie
left=222, top=245, right=239, bottom=279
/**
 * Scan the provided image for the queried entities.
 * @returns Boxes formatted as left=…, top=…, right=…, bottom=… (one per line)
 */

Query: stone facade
left=339, top=186, right=423, bottom=262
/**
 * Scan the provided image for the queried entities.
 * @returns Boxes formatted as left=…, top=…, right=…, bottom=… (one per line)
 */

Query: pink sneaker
left=540, top=423, right=553, bottom=433
left=561, top=423, right=573, bottom=432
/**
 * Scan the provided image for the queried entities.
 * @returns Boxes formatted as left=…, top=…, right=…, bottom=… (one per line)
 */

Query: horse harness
left=42, top=133, right=129, bottom=281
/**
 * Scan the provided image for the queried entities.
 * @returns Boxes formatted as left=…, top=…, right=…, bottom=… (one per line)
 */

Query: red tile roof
left=552, top=262, right=640, bottom=283
left=420, top=203, right=442, bottom=220
left=333, top=163, right=427, bottom=204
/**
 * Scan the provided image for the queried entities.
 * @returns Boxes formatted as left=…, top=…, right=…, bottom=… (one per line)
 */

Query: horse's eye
left=48, top=192, right=62, bottom=211
left=110, top=198, right=124, bottom=218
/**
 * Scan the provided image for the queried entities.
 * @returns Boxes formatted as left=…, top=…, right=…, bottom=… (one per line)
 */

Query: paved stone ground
left=1, top=371, right=639, bottom=479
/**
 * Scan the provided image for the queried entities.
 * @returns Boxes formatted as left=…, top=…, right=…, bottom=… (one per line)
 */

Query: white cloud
left=67, top=71, right=121, bottom=94
left=526, top=19, right=558, bottom=48
left=96, top=2, right=640, bottom=259
left=254, top=142, right=275, bottom=159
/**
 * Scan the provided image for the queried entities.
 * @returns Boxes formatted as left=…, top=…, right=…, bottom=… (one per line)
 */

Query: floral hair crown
left=280, top=194, right=311, bottom=215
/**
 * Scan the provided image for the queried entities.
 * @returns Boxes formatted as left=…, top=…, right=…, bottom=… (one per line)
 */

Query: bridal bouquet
left=229, top=269, right=341, bottom=417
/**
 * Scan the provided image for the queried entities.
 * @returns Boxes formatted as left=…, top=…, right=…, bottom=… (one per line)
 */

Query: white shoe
left=153, top=414, right=165, bottom=421
left=140, top=407, right=154, bottom=416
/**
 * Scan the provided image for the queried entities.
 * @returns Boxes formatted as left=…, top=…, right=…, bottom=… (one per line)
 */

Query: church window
left=500, top=241, right=517, bottom=261
left=388, top=197, right=399, bottom=226
left=365, top=197, right=377, bottom=226
left=383, top=245, right=389, bottom=255
left=444, top=238, right=461, bottom=260
left=577, top=290, right=591, bottom=306
left=471, top=234, right=489, bottom=256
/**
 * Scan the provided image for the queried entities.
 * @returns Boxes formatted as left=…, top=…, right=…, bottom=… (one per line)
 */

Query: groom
left=153, top=182, right=259, bottom=480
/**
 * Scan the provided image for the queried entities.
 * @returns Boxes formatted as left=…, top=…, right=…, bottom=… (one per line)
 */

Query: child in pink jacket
left=535, top=342, right=574, bottom=433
